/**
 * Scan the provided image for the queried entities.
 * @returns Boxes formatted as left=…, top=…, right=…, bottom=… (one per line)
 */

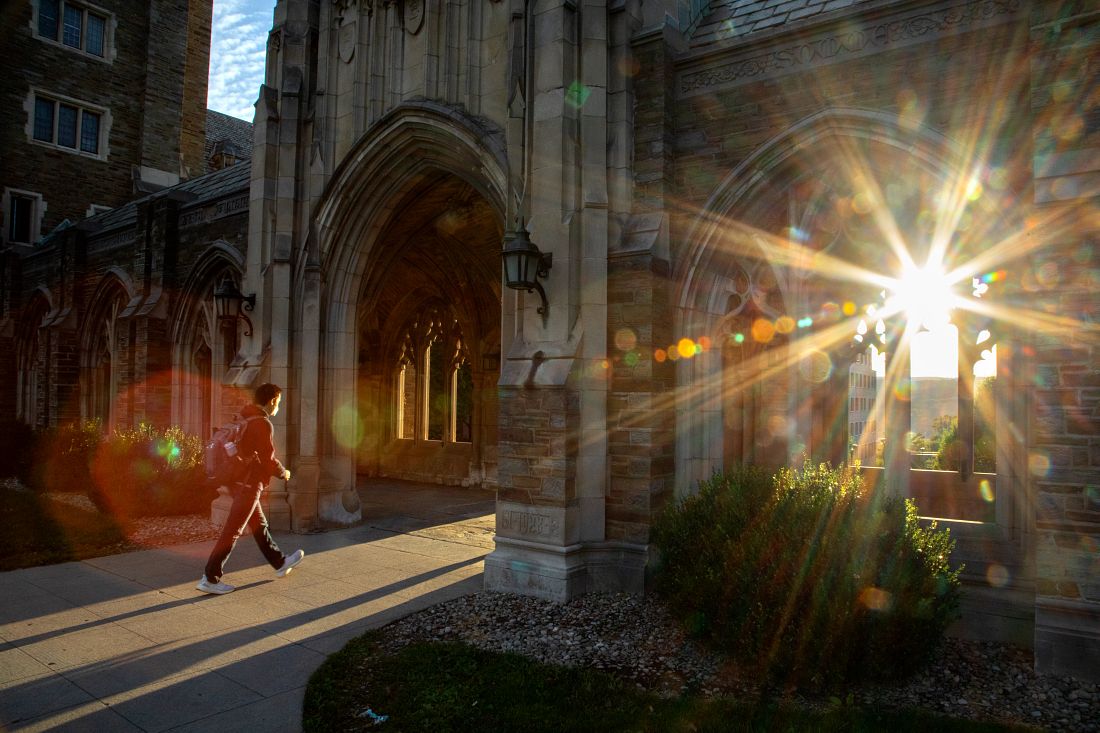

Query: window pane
left=9, top=196, right=33, bottom=243
left=427, top=340, right=446, bottom=440
left=399, top=364, right=417, bottom=439
left=63, top=4, right=82, bottom=48
left=454, top=362, right=473, bottom=443
left=33, top=98, right=55, bottom=142
left=80, top=110, right=99, bottom=153
left=86, top=13, right=105, bottom=56
left=38, top=0, right=60, bottom=40
left=57, top=104, right=78, bottom=148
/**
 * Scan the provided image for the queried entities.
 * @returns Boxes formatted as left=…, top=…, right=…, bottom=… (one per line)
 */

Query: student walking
left=197, top=382, right=304, bottom=594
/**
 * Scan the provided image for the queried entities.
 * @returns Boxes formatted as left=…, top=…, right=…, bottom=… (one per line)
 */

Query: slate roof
left=691, top=0, right=882, bottom=48
left=81, top=161, right=251, bottom=236
left=204, top=109, right=254, bottom=172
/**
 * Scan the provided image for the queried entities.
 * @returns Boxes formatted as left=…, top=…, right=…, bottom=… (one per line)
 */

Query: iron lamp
left=501, top=221, right=552, bottom=316
left=213, top=275, right=256, bottom=337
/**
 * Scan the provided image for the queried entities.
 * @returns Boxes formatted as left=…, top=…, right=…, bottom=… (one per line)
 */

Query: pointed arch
left=79, top=270, right=135, bottom=430
left=674, top=107, right=968, bottom=494
left=301, top=101, right=507, bottom=496
left=15, top=289, right=53, bottom=425
left=171, top=240, right=247, bottom=438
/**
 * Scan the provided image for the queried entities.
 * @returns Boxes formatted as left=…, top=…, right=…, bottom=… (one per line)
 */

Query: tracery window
left=394, top=305, right=471, bottom=444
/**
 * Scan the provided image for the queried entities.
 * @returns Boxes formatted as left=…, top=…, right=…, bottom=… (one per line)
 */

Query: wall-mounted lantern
left=213, top=274, right=256, bottom=337
left=501, top=220, right=552, bottom=316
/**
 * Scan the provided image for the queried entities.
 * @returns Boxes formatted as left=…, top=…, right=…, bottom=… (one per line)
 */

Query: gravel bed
left=377, top=591, right=1099, bottom=733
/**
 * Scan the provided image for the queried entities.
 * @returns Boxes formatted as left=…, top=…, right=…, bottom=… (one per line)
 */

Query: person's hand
left=282, top=469, right=291, bottom=481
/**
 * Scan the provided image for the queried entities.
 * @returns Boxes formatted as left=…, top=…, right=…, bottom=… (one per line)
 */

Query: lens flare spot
left=331, top=404, right=365, bottom=450
left=859, top=586, right=894, bottom=612
left=979, top=480, right=994, bottom=503
left=1086, top=485, right=1100, bottom=509
left=624, top=351, right=640, bottom=367
left=667, top=345, right=680, bottom=361
left=654, top=348, right=667, bottom=363
left=775, top=316, right=795, bottom=334
left=798, top=350, right=834, bottom=383
left=766, top=414, right=790, bottom=438
left=565, top=81, right=591, bottom=109
left=787, top=226, right=809, bottom=242
left=842, top=301, right=856, bottom=317
left=893, top=381, right=911, bottom=401
left=616, top=55, right=640, bottom=77
left=698, top=335, right=712, bottom=351
left=852, top=191, right=875, bottom=214
left=821, top=302, right=840, bottom=320
left=614, top=328, right=637, bottom=351
left=797, top=317, right=813, bottom=329
left=751, top=319, right=775, bottom=343
left=966, top=177, right=983, bottom=201
left=677, top=338, right=696, bottom=358
left=986, top=563, right=1010, bottom=588
left=1029, top=451, right=1051, bottom=477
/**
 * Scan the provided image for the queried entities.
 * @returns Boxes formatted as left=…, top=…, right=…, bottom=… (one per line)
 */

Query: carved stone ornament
left=404, top=0, right=424, bottom=35
left=338, top=20, right=356, bottom=63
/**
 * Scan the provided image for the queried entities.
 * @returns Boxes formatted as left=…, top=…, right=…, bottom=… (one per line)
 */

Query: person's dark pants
left=204, top=482, right=285, bottom=582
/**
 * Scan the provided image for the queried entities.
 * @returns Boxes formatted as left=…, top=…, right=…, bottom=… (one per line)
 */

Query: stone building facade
left=0, top=0, right=213, bottom=248
left=2, top=0, right=1097, bottom=680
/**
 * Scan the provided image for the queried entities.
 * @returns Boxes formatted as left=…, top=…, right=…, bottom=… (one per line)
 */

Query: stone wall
left=0, top=0, right=212, bottom=239
left=1029, top=1, right=1100, bottom=681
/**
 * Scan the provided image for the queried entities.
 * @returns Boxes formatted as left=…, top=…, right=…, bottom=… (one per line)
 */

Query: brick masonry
left=0, top=0, right=212, bottom=238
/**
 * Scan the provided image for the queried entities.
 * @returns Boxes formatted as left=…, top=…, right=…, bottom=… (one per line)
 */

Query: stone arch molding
left=300, top=101, right=508, bottom=509
left=674, top=107, right=967, bottom=494
left=171, top=240, right=245, bottom=345
left=315, top=101, right=508, bottom=316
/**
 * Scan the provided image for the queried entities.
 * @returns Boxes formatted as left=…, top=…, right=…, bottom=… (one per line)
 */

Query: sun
left=885, top=261, right=959, bottom=332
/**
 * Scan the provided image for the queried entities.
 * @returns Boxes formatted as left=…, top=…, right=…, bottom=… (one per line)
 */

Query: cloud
left=207, top=0, right=274, bottom=121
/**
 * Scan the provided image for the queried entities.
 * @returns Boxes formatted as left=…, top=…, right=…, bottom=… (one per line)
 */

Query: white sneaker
left=276, top=549, right=305, bottom=578
left=196, top=576, right=235, bottom=595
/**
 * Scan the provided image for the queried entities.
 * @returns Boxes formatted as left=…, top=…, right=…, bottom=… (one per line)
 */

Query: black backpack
left=204, top=415, right=263, bottom=485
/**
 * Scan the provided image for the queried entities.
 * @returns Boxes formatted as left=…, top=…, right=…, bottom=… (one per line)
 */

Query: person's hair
left=254, top=382, right=283, bottom=406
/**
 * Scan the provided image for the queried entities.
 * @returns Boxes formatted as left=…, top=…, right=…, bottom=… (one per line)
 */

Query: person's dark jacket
left=238, top=403, right=287, bottom=488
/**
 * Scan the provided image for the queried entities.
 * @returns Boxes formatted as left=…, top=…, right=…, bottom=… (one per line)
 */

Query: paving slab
left=0, top=479, right=494, bottom=732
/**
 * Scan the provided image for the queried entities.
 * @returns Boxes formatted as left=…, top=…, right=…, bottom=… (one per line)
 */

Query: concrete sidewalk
left=0, top=480, right=495, bottom=732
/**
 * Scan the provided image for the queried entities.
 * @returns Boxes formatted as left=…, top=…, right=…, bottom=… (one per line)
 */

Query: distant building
left=0, top=0, right=213, bottom=247
left=848, top=351, right=878, bottom=465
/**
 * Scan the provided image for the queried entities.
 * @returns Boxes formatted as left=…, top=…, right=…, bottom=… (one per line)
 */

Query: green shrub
left=651, top=463, right=961, bottom=689
left=89, top=423, right=208, bottom=518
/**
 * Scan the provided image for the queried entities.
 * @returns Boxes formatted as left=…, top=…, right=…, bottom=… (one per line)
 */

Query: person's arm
left=242, top=416, right=288, bottom=481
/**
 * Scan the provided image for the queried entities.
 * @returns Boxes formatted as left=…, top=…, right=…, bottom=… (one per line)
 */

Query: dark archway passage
left=353, top=172, right=503, bottom=488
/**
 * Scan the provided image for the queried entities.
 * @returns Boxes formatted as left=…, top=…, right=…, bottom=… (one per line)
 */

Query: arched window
left=81, top=281, right=128, bottom=432
left=393, top=304, right=471, bottom=444
left=16, top=295, right=50, bottom=425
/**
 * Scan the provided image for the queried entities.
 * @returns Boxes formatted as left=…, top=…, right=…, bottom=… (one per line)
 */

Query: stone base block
left=950, top=581, right=1035, bottom=647
left=210, top=488, right=233, bottom=528
left=209, top=486, right=292, bottom=531
left=483, top=537, right=648, bottom=602
left=1035, top=597, right=1100, bottom=681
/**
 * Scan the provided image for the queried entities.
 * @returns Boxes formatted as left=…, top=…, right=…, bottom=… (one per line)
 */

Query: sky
left=207, top=0, right=275, bottom=121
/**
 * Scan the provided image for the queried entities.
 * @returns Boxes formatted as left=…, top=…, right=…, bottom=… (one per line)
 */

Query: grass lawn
left=0, top=485, right=131, bottom=571
left=304, top=633, right=1036, bottom=733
